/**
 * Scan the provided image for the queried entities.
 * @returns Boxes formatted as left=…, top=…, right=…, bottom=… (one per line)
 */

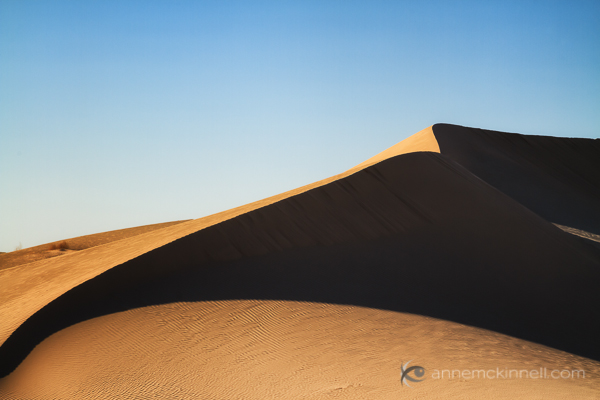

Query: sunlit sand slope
left=0, top=220, right=190, bottom=271
left=352, top=125, right=439, bottom=169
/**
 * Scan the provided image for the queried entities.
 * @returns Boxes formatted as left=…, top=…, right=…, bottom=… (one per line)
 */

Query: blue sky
left=1, top=0, right=599, bottom=251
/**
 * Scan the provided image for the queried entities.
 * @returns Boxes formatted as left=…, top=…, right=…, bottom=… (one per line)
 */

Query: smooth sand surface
left=1, top=124, right=599, bottom=398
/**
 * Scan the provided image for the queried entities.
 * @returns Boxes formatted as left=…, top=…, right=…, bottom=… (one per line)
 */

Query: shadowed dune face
left=1, top=152, right=599, bottom=381
left=1, top=301, right=598, bottom=399
left=432, top=123, right=600, bottom=235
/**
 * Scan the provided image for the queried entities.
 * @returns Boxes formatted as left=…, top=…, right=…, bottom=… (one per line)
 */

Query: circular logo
left=401, top=360, right=426, bottom=387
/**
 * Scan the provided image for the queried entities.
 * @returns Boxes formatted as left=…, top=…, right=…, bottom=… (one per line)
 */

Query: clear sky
left=1, top=0, right=599, bottom=252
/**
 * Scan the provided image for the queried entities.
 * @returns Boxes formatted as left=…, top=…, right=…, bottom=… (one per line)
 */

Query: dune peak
left=350, top=125, right=440, bottom=171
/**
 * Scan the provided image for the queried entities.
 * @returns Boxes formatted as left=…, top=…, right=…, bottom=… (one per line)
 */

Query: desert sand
left=0, top=220, right=191, bottom=271
left=1, top=124, right=599, bottom=399
left=1, top=301, right=598, bottom=399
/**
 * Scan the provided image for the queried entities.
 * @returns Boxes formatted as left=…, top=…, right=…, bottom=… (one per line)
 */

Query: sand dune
left=432, top=123, right=600, bottom=235
left=1, top=124, right=599, bottom=398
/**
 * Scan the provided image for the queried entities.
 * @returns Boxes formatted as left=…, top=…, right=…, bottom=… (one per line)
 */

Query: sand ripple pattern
left=1, top=301, right=598, bottom=399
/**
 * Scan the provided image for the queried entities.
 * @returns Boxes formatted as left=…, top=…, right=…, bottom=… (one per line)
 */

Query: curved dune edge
left=1, top=301, right=598, bottom=399
left=352, top=126, right=439, bottom=170
left=0, top=127, right=438, bottom=348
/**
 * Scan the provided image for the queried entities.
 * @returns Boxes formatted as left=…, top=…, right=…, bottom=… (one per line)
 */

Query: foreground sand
left=1, top=301, right=598, bottom=399
left=1, top=124, right=599, bottom=398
